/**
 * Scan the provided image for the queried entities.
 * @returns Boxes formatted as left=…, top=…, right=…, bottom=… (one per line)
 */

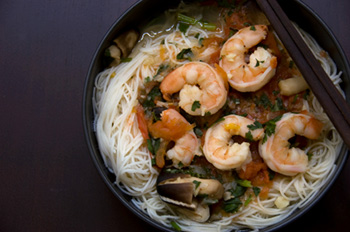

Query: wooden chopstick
left=256, top=0, right=350, bottom=148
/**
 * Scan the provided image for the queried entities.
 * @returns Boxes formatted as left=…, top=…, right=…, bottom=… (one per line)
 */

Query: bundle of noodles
left=92, top=1, right=343, bottom=231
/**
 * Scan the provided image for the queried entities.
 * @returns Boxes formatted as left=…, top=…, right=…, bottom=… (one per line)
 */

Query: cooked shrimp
left=167, top=130, right=200, bottom=166
left=148, top=108, right=200, bottom=166
left=219, top=25, right=277, bottom=92
left=203, top=115, right=265, bottom=170
left=259, top=112, right=323, bottom=176
left=160, top=62, right=227, bottom=116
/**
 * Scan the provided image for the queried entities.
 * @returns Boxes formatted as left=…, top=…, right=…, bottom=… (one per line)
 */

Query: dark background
left=1, top=0, right=349, bottom=231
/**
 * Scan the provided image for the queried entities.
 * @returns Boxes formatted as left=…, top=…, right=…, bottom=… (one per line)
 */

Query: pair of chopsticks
left=256, top=0, right=350, bottom=148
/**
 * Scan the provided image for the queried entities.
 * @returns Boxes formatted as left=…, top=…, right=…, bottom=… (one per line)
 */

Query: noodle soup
left=91, top=0, right=344, bottom=231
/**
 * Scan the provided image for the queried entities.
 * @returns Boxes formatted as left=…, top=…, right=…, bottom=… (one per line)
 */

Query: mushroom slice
left=175, top=200, right=210, bottom=223
left=113, top=29, right=139, bottom=58
left=156, top=170, right=224, bottom=210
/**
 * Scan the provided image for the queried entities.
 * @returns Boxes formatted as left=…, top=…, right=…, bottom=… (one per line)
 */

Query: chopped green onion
left=244, top=194, right=252, bottom=206
left=236, top=179, right=252, bottom=188
left=171, top=221, right=181, bottom=231
left=178, top=13, right=197, bottom=25
left=121, top=57, right=132, bottom=62
left=177, top=13, right=216, bottom=31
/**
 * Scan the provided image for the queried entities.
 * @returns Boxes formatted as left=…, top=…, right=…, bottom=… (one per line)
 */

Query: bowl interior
left=83, top=0, right=349, bottom=231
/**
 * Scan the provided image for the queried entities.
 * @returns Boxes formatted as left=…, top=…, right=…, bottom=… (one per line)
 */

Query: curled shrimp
left=148, top=108, right=200, bottom=167
left=219, top=25, right=277, bottom=92
left=259, top=112, right=323, bottom=176
left=203, top=115, right=265, bottom=170
left=160, top=61, right=227, bottom=116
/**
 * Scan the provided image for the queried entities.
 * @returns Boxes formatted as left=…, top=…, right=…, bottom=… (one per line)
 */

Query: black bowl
left=83, top=0, right=350, bottom=231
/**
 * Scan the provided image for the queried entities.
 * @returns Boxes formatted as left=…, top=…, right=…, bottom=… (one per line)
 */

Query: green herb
left=151, top=157, right=156, bottom=166
left=170, top=221, right=181, bottom=231
left=194, top=127, right=203, bottom=137
left=268, top=169, right=276, bottom=180
left=236, top=179, right=252, bottom=188
left=195, top=33, right=200, bottom=39
left=253, top=187, right=261, bottom=196
left=177, top=13, right=216, bottom=32
left=144, top=76, right=151, bottom=83
left=191, top=100, right=201, bottom=111
left=154, top=64, right=169, bottom=78
left=178, top=13, right=197, bottom=24
left=272, top=97, right=285, bottom=112
left=243, top=22, right=251, bottom=26
left=142, top=86, right=161, bottom=108
left=262, top=115, right=282, bottom=143
left=248, top=120, right=263, bottom=130
left=121, top=57, right=132, bottom=63
left=202, top=197, right=219, bottom=205
left=245, top=130, right=253, bottom=141
left=223, top=197, right=242, bottom=213
left=254, top=93, right=272, bottom=109
left=289, top=60, right=294, bottom=69
left=198, top=37, right=204, bottom=46
left=151, top=111, right=160, bottom=122
left=292, top=94, right=299, bottom=103
left=147, top=139, right=154, bottom=154
left=307, top=152, right=313, bottom=161
left=244, top=194, right=252, bottom=206
left=193, top=180, right=201, bottom=189
left=250, top=25, right=256, bottom=31
left=205, top=111, right=212, bottom=116
left=198, top=21, right=217, bottom=31
left=177, top=48, right=193, bottom=60
left=179, top=22, right=190, bottom=33
left=230, top=185, right=247, bottom=198
left=146, top=137, right=160, bottom=155
left=255, top=59, right=264, bottom=67
left=273, top=90, right=280, bottom=96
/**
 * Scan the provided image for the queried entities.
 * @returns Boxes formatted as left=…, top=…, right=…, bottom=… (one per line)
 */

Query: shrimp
left=160, top=62, right=227, bottom=116
left=219, top=25, right=277, bottom=92
left=203, top=115, right=265, bottom=170
left=259, top=112, right=323, bottom=176
left=148, top=108, right=200, bottom=166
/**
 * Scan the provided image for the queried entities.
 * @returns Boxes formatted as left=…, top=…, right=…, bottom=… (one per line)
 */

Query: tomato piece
left=148, top=109, right=193, bottom=141
left=136, top=104, right=149, bottom=140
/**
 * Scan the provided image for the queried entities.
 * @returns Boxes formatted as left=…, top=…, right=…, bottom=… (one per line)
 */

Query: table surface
left=1, top=0, right=350, bottom=231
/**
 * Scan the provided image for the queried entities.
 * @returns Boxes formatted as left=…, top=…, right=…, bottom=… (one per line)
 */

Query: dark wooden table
left=1, top=0, right=349, bottom=231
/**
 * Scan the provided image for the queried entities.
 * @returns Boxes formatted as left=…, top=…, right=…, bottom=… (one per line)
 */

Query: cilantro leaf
left=253, top=187, right=261, bottom=196
left=177, top=48, right=193, bottom=60
left=191, top=100, right=201, bottom=111
left=223, top=197, right=242, bottom=213
left=193, top=180, right=201, bottom=189
left=170, top=221, right=181, bottom=231
left=248, top=120, right=263, bottom=130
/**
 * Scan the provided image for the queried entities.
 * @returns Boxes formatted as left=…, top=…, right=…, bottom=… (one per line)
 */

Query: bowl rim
left=82, top=0, right=350, bottom=231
